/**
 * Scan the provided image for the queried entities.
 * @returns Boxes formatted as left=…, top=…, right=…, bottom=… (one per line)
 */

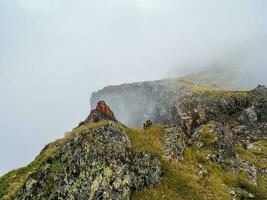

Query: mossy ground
left=188, top=85, right=249, bottom=105
left=236, top=141, right=267, bottom=169
left=1, top=121, right=267, bottom=200
left=123, top=125, right=229, bottom=200
left=122, top=124, right=267, bottom=200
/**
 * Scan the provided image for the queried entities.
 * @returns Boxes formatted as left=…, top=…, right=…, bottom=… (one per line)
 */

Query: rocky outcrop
left=91, top=72, right=267, bottom=129
left=79, top=101, right=117, bottom=126
left=2, top=74, right=267, bottom=200
left=13, top=122, right=161, bottom=200
left=90, top=67, right=267, bottom=128
left=192, top=122, right=236, bottom=162
left=143, top=120, right=153, bottom=129
left=239, top=106, right=258, bottom=124
left=160, top=86, right=267, bottom=194
left=161, top=126, right=186, bottom=162
left=251, top=85, right=267, bottom=122
left=90, top=79, right=192, bottom=127
left=172, top=85, right=267, bottom=136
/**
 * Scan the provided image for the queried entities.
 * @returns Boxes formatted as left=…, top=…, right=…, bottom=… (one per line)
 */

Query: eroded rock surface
left=14, top=123, right=161, bottom=200
left=80, top=101, right=117, bottom=126
left=90, top=79, right=191, bottom=127
left=160, top=86, right=267, bottom=196
left=161, top=126, right=186, bottom=162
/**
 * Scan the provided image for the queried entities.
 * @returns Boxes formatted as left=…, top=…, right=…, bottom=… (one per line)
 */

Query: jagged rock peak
left=80, top=101, right=117, bottom=126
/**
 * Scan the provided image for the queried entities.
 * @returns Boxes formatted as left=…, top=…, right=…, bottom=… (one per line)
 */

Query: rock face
left=90, top=79, right=192, bottom=127
left=13, top=122, right=161, bottom=200
left=90, top=68, right=267, bottom=127
left=170, top=85, right=267, bottom=136
left=80, top=101, right=117, bottom=126
left=1, top=76, right=267, bottom=200
left=160, top=86, right=267, bottom=196
left=90, top=82, right=267, bottom=198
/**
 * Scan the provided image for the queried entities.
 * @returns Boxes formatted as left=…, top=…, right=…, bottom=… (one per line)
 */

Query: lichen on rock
left=12, top=122, right=161, bottom=200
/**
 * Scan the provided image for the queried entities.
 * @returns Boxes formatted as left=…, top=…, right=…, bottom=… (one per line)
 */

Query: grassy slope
left=1, top=121, right=266, bottom=200
left=122, top=125, right=267, bottom=200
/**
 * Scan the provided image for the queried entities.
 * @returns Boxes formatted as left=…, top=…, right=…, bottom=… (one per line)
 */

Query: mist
left=0, top=0, right=267, bottom=175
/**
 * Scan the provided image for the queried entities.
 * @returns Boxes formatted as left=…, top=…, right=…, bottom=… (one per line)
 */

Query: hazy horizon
left=1, top=0, right=267, bottom=175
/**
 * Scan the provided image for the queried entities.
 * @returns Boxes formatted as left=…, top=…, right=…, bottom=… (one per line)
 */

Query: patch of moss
left=177, top=78, right=196, bottom=88
left=50, top=161, right=64, bottom=174
left=70, top=120, right=109, bottom=138
left=121, top=125, right=164, bottom=157
left=199, top=125, right=217, bottom=147
left=124, top=125, right=232, bottom=200
left=0, top=168, right=25, bottom=199
left=236, top=141, right=267, bottom=168
left=124, top=123, right=267, bottom=199
left=224, top=141, right=267, bottom=198
left=223, top=173, right=267, bottom=199
left=192, top=86, right=225, bottom=95
left=190, top=86, right=249, bottom=105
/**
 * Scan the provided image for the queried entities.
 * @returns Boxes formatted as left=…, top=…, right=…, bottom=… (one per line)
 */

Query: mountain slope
left=91, top=68, right=266, bottom=127
left=0, top=121, right=161, bottom=200
left=1, top=77, right=267, bottom=200
left=90, top=78, right=189, bottom=127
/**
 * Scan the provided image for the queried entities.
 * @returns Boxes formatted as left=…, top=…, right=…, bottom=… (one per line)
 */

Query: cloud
left=0, top=0, right=267, bottom=175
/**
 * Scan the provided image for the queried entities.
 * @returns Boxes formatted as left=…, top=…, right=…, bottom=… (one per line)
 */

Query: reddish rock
left=79, top=101, right=117, bottom=126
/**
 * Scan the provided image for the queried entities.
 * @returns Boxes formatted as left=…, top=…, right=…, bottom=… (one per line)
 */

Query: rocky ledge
left=160, top=86, right=267, bottom=199
left=1, top=102, right=161, bottom=200
left=1, top=84, right=267, bottom=200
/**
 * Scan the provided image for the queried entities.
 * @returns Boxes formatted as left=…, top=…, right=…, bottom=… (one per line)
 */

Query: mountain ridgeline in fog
left=91, top=78, right=188, bottom=127
left=91, top=67, right=266, bottom=127
left=1, top=68, right=267, bottom=200
left=180, top=66, right=267, bottom=90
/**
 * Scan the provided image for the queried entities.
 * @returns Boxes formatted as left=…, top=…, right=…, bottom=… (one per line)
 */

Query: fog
left=0, top=0, right=267, bottom=175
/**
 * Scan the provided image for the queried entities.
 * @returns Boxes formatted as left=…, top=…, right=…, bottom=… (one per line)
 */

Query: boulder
left=239, top=106, right=258, bottom=124
left=143, top=120, right=153, bottom=129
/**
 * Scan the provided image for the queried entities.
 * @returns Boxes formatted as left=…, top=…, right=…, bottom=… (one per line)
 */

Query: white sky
left=0, top=0, right=267, bottom=175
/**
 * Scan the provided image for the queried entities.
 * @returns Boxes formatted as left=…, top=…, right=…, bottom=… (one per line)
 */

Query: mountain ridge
left=90, top=67, right=266, bottom=127
left=1, top=70, right=267, bottom=200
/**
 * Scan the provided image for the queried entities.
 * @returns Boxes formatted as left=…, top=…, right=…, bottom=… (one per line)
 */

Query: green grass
left=121, top=125, right=164, bottom=157
left=199, top=125, right=217, bottom=147
left=122, top=124, right=267, bottom=200
left=236, top=141, right=267, bottom=168
left=233, top=141, right=267, bottom=198
left=1, top=121, right=266, bottom=200
left=223, top=173, right=267, bottom=199
left=191, top=86, right=225, bottom=95
left=122, top=125, right=233, bottom=200
left=191, top=85, right=249, bottom=101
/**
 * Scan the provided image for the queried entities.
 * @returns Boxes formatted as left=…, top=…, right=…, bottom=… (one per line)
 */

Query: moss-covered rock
left=1, top=122, right=162, bottom=200
left=1, top=82, right=267, bottom=200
